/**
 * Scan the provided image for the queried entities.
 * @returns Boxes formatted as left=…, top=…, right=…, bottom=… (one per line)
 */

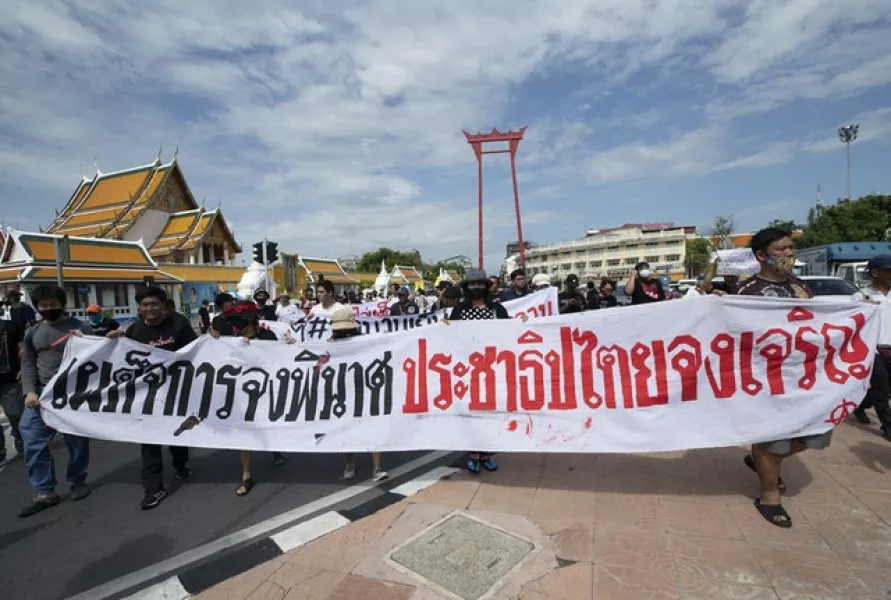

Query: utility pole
left=837, top=124, right=859, bottom=201
left=54, top=236, right=67, bottom=287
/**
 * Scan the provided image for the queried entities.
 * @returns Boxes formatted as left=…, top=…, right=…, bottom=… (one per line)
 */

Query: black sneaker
left=174, top=467, right=192, bottom=480
left=140, top=489, right=167, bottom=510
left=69, top=483, right=92, bottom=502
left=854, top=407, right=871, bottom=424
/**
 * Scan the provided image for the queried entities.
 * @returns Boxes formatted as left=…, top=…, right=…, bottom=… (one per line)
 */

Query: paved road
left=0, top=423, right=429, bottom=600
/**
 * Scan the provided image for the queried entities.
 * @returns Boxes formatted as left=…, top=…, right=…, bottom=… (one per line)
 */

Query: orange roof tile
left=79, top=167, right=154, bottom=210
left=161, top=264, right=249, bottom=284
left=16, top=233, right=155, bottom=267
left=57, top=206, right=123, bottom=228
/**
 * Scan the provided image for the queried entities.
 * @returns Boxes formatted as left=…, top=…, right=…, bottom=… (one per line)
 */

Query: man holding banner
left=738, top=228, right=823, bottom=528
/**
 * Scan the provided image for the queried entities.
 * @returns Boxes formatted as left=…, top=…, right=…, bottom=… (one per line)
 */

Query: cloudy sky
left=1, top=1, right=889, bottom=271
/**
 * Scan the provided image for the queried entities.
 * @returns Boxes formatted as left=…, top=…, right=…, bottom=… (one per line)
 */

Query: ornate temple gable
left=391, top=265, right=424, bottom=288
left=150, top=207, right=241, bottom=263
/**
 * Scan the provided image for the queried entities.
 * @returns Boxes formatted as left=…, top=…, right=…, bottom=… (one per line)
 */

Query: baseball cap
left=565, top=274, right=579, bottom=285
left=867, top=255, right=891, bottom=270
left=86, top=304, right=102, bottom=313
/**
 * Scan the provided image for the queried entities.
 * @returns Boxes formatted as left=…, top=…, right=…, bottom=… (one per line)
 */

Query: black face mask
left=466, top=287, right=487, bottom=300
left=39, top=308, right=64, bottom=322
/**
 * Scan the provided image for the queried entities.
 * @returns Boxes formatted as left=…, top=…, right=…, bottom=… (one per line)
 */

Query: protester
left=488, top=275, right=502, bottom=299
left=6, top=290, right=36, bottom=325
left=499, top=269, right=530, bottom=301
left=0, top=291, right=35, bottom=462
left=329, top=308, right=388, bottom=482
left=531, top=273, right=551, bottom=290
left=559, top=274, right=586, bottom=314
left=447, top=268, right=509, bottom=474
left=310, top=281, right=346, bottom=318
left=591, top=278, right=619, bottom=309
left=275, top=294, right=300, bottom=319
left=387, top=283, right=399, bottom=306
left=18, top=284, right=93, bottom=517
left=300, top=288, right=316, bottom=315
left=440, top=285, right=462, bottom=317
left=737, top=227, right=820, bottom=528
left=197, top=299, right=211, bottom=334
left=85, top=304, right=120, bottom=337
left=253, top=290, right=278, bottom=321
left=213, top=301, right=286, bottom=495
left=625, top=262, right=666, bottom=305
left=856, top=255, right=891, bottom=440
left=115, top=286, right=197, bottom=510
left=389, top=286, right=419, bottom=316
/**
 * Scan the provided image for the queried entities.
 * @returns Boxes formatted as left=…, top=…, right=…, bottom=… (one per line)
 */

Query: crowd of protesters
left=1, top=227, right=889, bottom=530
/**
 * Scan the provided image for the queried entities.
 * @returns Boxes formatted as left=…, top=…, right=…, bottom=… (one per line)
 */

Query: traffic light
left=252, top=242, right=264, bottom=264
left=265, top=241, right=279, bottom=264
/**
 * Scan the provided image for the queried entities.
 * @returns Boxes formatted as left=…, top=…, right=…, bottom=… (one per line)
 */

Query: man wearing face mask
left=85, top=304, right=120, bottom=337
left=854, top=255, right=891, bottom=439
left=447, top=269, right=509, bottom=474
left=18, top=285, right=93, bottom=517
left=736, top=228, right=818, bottom=529
left=625, top=262, right=666, bottom=305
left=253, top=290, right=278, bottom=321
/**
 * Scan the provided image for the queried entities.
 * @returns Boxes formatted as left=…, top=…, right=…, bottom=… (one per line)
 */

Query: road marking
left=68, top=451, right=451, bottom=600
left=122, top=576, right=189, bottom=600
left=270, top=511, right=351, bottom=552
left=391, top=466, right=459, bottom=497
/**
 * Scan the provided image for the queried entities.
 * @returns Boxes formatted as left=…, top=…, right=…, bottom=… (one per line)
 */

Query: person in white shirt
left=857, top=255, right=891, bottom=440
left=275, top=294, right=299, bottom=319
left=309, top=281, right=345, bottom=318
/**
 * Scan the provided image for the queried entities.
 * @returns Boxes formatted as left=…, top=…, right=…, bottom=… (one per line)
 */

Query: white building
left=518, top=222, right=696, bottom=283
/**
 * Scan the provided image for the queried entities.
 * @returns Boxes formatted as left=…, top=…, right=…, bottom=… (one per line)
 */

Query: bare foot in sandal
left=754, top=497, right=792, bottom=528
left=236, top=478, right=255, bottom=497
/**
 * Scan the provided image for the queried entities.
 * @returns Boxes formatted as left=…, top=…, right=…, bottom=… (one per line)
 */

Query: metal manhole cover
left=389, top=514, right=534, bottom=600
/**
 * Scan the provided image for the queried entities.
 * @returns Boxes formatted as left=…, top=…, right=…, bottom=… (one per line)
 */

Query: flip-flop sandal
left=236, top=478, right=255, bottom=497
left=754, top=498, right=792, bottom=528
left=744, top=454, right=787, bottom=493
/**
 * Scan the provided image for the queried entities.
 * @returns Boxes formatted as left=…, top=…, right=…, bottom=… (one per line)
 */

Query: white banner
left=40, top=297, right=878, bottom=454
left=268, top=288, right=559, bottom=343
left=714, top=248, right=760, bottom=276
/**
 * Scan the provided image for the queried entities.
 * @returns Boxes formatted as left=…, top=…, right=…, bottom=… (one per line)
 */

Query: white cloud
left=0, top=0, right=889, bottom=263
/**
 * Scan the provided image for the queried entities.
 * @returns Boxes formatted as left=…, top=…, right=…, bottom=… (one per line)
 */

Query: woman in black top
left=593, top=278, right=619, bottom=309
left=448, top=268, right=509, bottom=474
left=210, top=301, right=286, bottom=496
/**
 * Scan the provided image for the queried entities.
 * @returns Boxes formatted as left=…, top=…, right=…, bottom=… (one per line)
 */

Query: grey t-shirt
left=21, top=317, right=93, bottom=395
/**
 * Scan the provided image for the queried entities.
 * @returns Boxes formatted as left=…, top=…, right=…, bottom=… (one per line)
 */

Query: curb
left=117, top=465, right=459, bottom=599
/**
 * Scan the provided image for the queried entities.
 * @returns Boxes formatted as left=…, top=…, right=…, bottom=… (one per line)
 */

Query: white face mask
left=639, top=269, right=652, bottom=278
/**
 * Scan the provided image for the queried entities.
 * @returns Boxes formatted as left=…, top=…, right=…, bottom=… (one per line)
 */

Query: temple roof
left=0, top=230, right=180, bottom=285
left=43, top=154, right=241, bottom=263
left=48, top=160, right=174, bottom=237
left=301, top=257, right=359, bottom=285
left=392, top=265, right=424, bottom=287
left=161, top=263, right=246, bottom=284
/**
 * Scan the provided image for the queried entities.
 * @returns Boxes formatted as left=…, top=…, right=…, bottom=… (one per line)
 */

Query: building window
left=645, top=242, right=659, bottom=248
left=624, top=258, right=638, bottom=265
left=561, top=263, right=572, bottom=270
left=645, top=255, right=660, bottom=263
left=666, top=254, right=681, bottom=262
left=590, top=261, right=602, bottom=267
left=607, top=259, right=620, bottom=266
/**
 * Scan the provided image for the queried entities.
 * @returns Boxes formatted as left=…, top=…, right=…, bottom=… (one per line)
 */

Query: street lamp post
left=837, top=124, right=859, bottom=201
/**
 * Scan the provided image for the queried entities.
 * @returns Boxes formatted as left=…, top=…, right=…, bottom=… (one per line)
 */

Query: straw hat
left=331, top=308, right=359, bottom=331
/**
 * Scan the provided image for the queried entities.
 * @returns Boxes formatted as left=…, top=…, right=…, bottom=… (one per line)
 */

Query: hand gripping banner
left=40, top=296, right=879, bottom=454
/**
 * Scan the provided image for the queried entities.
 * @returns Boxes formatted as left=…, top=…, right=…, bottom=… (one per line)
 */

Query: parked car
left=798, top=276, right=860, bottom=298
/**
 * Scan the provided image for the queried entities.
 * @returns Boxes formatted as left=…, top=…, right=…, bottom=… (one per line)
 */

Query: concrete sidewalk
left=193, top=419, right=891, bottom=600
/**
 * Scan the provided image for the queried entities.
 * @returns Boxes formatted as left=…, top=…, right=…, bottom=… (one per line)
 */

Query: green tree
left=356, top=248, right=424, bottom=273
left=796, top=194, right=891, bottom=248
left=766, top=220, right=801, bottom=235
left=684, top=238, right=713, bottom=277
left=422, top=261, right=466, bottom=282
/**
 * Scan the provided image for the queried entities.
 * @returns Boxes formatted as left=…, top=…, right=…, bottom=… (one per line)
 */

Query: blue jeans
left=19, top=406, right=90, bottom=495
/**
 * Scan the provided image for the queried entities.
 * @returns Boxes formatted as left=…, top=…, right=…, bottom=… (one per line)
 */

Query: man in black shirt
left=197, top=299, right=211, bottom=334
left=558, top=274, right=587, bottom=314
left=113, top=286, right=197, bottom=510
left=253, top=290, right=278, bottom=321
left=0, top=303, right=26, bottom=462
left=625, top=262, right=666, bottom=305
left=389, top=286, right=419, bottom=316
